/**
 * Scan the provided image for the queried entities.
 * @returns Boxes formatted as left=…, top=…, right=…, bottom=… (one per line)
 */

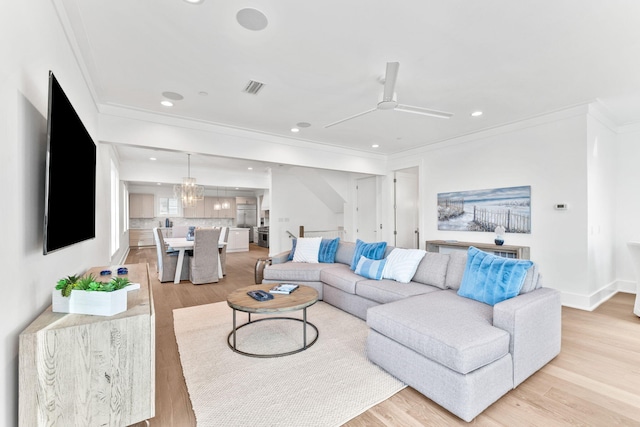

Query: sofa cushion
left=382, top=248, right=427, bottom=283
left=263, top=261, right=336, bottom=282
left=289, top=237, right=341, bottom=263
left=520, top=262, right=542, bottom=294
left=356, top=279, right=439, bottom=304
left=320, top=264, right=366, bottom=294
left=292, top=237, right=322, bottom=263
left=457, top=247, right=533, bottom=306
left=354, top=256, right=386, bottom=280
left=335, top=241, right=356, bottom=265
left=318, top=237, right=340, bottom=263
left=366, top=291, right=510, bottom=374
left=410, top=252, right=450, bottom=289
left=445, top=250, right=468, bottom=289
left=350, top=239, right=387, bottom=270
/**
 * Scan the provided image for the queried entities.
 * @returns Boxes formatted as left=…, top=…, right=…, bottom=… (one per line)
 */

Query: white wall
left=389, top=107, right=591, bottom=303
left=614, top=124, right=640, bottom=291
left=586, top=109, right=618, bottom=305
left=269, top=166, right=354, bottom=254
left=1, top=2, right=115, bottom=425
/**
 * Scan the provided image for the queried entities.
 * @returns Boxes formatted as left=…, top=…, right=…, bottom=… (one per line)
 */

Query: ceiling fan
left=325, top=62, right=453, bottom=128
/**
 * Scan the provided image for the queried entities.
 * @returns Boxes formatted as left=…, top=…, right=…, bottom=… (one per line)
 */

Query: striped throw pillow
left=354, top=255, right=386, bottom=280
left=382, top=248, right=427, bottom=283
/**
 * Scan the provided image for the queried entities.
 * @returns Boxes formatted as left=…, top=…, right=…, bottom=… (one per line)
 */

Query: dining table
left=164, top=237, right=226, bottom=284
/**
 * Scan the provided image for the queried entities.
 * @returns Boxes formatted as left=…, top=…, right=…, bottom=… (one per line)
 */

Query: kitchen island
left=227, top=228, right=250, bottom=252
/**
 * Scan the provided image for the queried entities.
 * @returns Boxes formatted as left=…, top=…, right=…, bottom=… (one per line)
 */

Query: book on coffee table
left=269, top=283, right=299, bottom=294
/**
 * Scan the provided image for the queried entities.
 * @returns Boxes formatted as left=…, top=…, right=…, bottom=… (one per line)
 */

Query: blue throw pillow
left=318, top=238, right=340, bottom=263
left=354, top=256, right=386, bottom=280
left=350, top=239, right=387, bottom=270
left=287, top=239, right=297, bottom=261
left=458, top=246, right=534, bottom=306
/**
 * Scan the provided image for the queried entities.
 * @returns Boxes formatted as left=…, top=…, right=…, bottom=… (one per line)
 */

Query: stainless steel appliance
left=237, top=204, right=257, bottom=242
left=257, top=226, right=269, bottom=248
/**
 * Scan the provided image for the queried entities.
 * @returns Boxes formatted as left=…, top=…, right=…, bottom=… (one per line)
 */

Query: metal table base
left=227, top=307, right=319, bottom=358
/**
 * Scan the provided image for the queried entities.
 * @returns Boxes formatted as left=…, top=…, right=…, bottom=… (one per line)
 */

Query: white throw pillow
left=292, top=237, right=322, bottom=263
left=382, top=248, right=427, bottom=283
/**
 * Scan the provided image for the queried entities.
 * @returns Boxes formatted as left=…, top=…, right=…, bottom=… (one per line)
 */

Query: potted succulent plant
left=52, top=274, right=134, bottom=316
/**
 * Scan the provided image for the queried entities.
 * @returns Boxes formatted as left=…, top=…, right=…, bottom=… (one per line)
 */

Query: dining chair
left=171, top=225, right=190, bottom=238
left=189, top=227, right=221, bottom=285
left=153, top=227, right=189, bottom=283
left=218, top=226, right=230, bottom=276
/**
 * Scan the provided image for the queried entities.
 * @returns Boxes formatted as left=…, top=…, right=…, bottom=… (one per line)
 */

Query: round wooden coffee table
left=226, top=284, right=319, bottom=358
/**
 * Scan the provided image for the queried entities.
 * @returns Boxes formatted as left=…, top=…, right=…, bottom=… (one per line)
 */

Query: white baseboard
left=561, top=279, right=637, bottom=311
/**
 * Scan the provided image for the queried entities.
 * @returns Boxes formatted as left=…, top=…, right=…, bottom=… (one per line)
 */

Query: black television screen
left=43, top=71, right=96, bottom=254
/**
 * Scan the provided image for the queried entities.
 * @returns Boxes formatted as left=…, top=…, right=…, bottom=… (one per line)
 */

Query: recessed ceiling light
left=183, top=0, right=204, bottom=4
left=157, top=182, right=162, bottom=185
left=371, top=144, right=379, bottom=148
left=149, top=157, right=157, bottom=161
left=162, top=91, right=184, bottom=100
left=160, top=100, right=173, bottom=107
left=236, top=8, right=268, bottom=31
left=471, top=111, right=483, bottom=117
left=291, top=127, right=299, bottom=133
left=247, top=167, right=253, bottom=170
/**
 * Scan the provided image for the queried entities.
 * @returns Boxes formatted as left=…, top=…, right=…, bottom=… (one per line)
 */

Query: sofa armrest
left=270, top=250, right=292, bottom=264
left=254, top=258, right=271, bottom=284
left=493, top=287, right=561, bottom=387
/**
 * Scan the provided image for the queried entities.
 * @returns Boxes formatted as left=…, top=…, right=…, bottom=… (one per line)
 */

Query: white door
left=395, top=168, right=419, bottom=248
left=356, top=177, right=377, bottom=242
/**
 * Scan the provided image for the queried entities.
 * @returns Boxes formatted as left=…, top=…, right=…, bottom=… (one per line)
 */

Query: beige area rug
left=173, top=301, right=406, bottom=427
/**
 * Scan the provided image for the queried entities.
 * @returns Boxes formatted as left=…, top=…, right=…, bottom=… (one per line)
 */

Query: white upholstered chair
left=189, top=228, right=221, bottom=285
left=218, top=227, right=230, bottom=276
left=153, top=227, right=189, bottom=282
left=171, top=225, right=190, bottom=238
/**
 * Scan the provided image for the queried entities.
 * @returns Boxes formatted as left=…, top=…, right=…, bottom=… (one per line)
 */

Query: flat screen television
left=43, top=71, right=96, bottom=254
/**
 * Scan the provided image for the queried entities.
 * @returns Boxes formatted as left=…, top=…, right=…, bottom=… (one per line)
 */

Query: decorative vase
left=494, top=239, right=504, bottom=246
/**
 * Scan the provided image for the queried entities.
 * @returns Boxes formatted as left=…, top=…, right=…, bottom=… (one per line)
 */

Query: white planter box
left=52, top=288, right=128, bottom=316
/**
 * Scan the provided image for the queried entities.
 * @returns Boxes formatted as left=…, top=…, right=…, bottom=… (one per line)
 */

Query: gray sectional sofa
left=255, top=240, right=561, bottom=422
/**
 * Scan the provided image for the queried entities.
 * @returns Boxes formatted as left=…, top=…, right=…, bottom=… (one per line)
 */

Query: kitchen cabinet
left=129, top=229, right=155, bottom=247
left=227, top=228, right=249, bottom=252
left=181, top=197, right=240, bottom=219
left=19, top=263, right=155, bottom=426
left=236, top=196, right=256, bottom=205
left=183, top=199, right=205, bottom=218
left=129, top=193, right=155, bottom=218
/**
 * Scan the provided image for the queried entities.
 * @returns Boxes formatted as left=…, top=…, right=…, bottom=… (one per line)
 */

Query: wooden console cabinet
left=19, top=263, right=155, bottom=426
left=426, top=240, right=530, bottom=259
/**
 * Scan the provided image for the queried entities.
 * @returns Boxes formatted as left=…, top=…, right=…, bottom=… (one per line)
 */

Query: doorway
left=394, top=167, right=419, bottom=248
left=356, top=176, right=377, bottom=242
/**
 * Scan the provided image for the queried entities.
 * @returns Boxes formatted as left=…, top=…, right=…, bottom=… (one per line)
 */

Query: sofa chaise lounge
left=255, top=239, right=561, bottom=422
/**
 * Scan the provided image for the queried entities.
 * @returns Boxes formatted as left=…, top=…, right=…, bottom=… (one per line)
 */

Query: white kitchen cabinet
left=227, top=228, right=249, bottom=253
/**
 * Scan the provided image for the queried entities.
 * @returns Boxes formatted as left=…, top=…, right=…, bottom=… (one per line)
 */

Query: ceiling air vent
left=243, top=80, right=265, bottom=95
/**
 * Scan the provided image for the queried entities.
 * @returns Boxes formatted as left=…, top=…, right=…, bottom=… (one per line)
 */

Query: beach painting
left=437, top=185, right=531, bottom=233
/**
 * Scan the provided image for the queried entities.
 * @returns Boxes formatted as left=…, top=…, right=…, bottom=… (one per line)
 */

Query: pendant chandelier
left=221, top=187, right=231, bottom=210
left=174, top=154, right=204, bottom=208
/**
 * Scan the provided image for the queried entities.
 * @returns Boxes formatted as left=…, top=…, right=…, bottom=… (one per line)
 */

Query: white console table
left=19, top=263, right=155, bottom=426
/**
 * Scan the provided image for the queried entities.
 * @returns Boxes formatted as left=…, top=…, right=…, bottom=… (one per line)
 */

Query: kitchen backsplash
left=130, top=217, right=235, bottom=229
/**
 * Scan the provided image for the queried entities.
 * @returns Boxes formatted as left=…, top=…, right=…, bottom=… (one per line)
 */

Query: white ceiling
left=59, top=0, right=640, bottom=163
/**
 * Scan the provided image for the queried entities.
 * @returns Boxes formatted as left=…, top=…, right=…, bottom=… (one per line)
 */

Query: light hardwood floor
left=129, top=246, right=640, bottom=426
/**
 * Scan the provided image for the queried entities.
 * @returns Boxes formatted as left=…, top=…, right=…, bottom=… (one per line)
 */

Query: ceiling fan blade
left=382, top=62, right=399, bottom=102
left=324, top=108, right=377, bottom=128
left=395, top=104, right=453, bottom=119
